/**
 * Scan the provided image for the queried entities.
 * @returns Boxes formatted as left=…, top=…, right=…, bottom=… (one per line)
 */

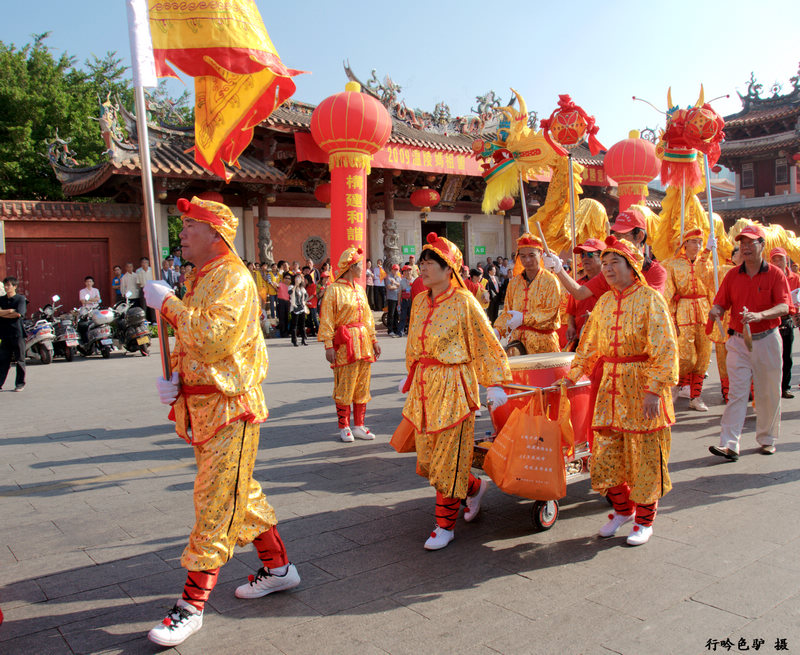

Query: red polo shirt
left=566, top=274, right=598, bottom=333
left=410, top=276, right=427, bottom=300
left=584, top=258, right=667, bottom=296
left=713, top=260, right=791, bottom=334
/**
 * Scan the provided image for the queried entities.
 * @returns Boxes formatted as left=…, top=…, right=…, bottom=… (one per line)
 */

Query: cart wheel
left=531, top=500, right=559, bottom=531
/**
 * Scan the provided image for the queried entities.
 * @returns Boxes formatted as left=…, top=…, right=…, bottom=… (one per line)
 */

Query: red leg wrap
left=181, top=568, right=219, bottom=611
left=635, top=501, right=657, bottom=527
left=606, top=484, right=634, bottom=515
left=253, top=527, right=289, bottom=569
left=336, top=404, right=350, bottom=428
left=690, top=373, right=704, bottom=399
left=678, top=374, right=690, bottom=388
left=466, top=473, right=482, bottom=497
left=721, top=377, right=729, bottom=403
left=435, top=492, right=460, bottom=530
left=353, top=403, right=366, bottom=426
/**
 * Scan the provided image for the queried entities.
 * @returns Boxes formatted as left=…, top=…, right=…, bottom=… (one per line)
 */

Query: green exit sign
left=474, top=246, right=486, bottom=255
left=401, top=245, right=416, bottom=255
left=161, top=246, right=169, bottom=258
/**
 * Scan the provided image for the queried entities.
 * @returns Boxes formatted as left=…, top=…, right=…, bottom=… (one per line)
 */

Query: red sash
left=517, top=325, right=556, bottom=335
left=588, top=354, right=649, bottom=419
left=402, top=356, right=458, bottom=393
left=333, top=322, right=364, bottom=362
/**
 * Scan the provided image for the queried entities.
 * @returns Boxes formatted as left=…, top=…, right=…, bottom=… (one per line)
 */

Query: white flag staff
left=126, top=0, right=170, bottom=377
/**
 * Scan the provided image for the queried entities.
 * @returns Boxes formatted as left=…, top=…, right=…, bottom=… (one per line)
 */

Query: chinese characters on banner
left=331, top=166, right=367, bottom=283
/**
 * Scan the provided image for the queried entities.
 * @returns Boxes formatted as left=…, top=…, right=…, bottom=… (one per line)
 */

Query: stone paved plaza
left=2, top=325, right=800, bottom=654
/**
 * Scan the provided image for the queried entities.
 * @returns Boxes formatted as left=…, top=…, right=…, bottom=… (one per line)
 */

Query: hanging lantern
left=314, top=182, right=332, bottom=206
left=711, top=165, right=722, bottom=174
left=792, top=153, right=800, bottom=162
left=540, top=94, right=606, bottom=156
left=410, top=186, right=441, bottom=214
left=497, top=196, right=515, bottom=215
left=197, top=190, right=224, bottom=203
left=603, top=130, right=660, bottom=212
left=685, top=104, right=724, bottom=144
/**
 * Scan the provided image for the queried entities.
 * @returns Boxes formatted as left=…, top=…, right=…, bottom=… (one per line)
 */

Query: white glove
left=144, top=280, right=174, bottom=310
left=542, top=253, right=563, bottom=274
left=398, top=375, right=408, bottom=394
left=156, top=371, right=180, bottom=405
left=486, top=387, right=508, bottom=408
left=706, top=231, right=717, bottom=250
left=506, top=310, right=523, bottom=331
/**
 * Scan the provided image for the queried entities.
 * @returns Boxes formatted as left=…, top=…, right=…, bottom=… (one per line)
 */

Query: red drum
left=491, top=352, right=591, bottom=448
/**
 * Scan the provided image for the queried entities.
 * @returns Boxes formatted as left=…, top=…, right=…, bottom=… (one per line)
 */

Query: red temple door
left=754, top=160, right=775, bottom=198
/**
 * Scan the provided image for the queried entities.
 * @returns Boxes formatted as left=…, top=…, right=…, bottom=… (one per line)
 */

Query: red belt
left=588, top=354, right=649, bottom=419
left=517, top=325, right=556, bottom=335
left=333, top=322, right=364, bottom=361
left=403, top=356, right=458, bottom=393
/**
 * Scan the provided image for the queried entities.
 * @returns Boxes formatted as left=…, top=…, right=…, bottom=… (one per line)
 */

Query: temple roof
left=720, top=131, right=800, bottom=158
left=715, top=200, right=800, bottom=221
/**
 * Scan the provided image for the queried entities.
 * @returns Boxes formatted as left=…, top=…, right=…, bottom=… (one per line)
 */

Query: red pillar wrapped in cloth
left=604, top=130, right=660, bottom=212
left=310, top=82, right=392, bottom=280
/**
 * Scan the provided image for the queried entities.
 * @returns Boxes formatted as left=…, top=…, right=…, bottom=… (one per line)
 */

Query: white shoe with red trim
left=147, top=600, right=203, bottom=646
left=352, top=425, right=375, bottom=440
left=598, top=511, right=634, bottom=538
left=626, top=524, right=653, bottom=546
left=464, top=479, right=489, bottom=523
left=423, top=526, right=454, bottom=550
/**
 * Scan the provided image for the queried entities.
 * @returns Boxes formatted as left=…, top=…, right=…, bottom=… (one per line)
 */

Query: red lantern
left=197, top=191, right=225, bottom=203
left=314, top=182, right=331, bottom=206
left=603, top=130, right=660, bottom=212
left=711, top=165, right=722, bottom=174
left=792, top=153, right=800, bottom=162
left=685, top=105, right=724, bottom=144
left=540, top=94, right=606, bottom=156
left=550, top=108, right=587, bottom=147
left=310, top=82, right=392, bottom=277
left=497, top=197, right=515, bottom=215
left=410, top=187, right=440, bottom=214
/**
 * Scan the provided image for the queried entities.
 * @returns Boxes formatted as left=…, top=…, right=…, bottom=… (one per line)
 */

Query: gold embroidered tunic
left=318, top=279, right=376, bottom=367
left=494, top=269, right=561, bottom=353
left=404, top=286, right=511, bottom=433
left=161, top=251, right=268, bottom=445
left=567, top=281, right=679, bottom=433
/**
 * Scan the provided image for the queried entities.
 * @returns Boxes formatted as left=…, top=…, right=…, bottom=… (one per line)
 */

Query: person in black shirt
left=0, top=277, right=27, bottom=391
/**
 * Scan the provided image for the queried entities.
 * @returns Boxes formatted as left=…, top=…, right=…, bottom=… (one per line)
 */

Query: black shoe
left=782, top=390, right=794, bottom=399
left=302, top=341, right=308, bottom=346
left=709, top=445, right=738, bottom=461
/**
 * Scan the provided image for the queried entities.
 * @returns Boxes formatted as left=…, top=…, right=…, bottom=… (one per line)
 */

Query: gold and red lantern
left=497, top=196, right=515, bottom=215
left=603, top=130, right=660, bottom=212
left=410, top=186, right=441, bottom=214
left=310, top=82, right=392, bottom=274
left=314, top=182, right=332, bottom=206
left=540, top=94, right=606, bottom=156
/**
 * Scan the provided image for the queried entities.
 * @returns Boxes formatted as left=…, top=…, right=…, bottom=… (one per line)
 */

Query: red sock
left=253, top=528, right=289, bottom=569
left=678, top=374, right=690, bottom=388
left=690, top=373, right=704, bottom=399
left=721, top=377, right=729, bottom=403
left=353, top=403, right=366, bottom=426
left=181, top=568, right=219, bottom=611
left=635, top=501, right=657, bottom=527
left=336, top=404, right=350, bottom=428
left=606, top=484, right=634, bottom=515
left=435, top=492, right=460, bottom=530
left=466, top=473, right=482, bottom=497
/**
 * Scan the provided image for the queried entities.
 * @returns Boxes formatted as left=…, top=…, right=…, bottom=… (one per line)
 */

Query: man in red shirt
left=770, top=247, right=799, bottom=398
left=709, top=225, right=791, bottom=460
left=544, top=209, right=667, bottom=303
left=565, top=238, right=605, bottom=348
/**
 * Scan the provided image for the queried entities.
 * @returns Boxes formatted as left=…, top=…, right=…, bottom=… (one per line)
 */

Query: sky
left=2, top=0, right=799, bottom=145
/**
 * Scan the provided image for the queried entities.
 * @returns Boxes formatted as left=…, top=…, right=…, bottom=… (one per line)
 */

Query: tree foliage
left=0, top=34, right=191, bottom=200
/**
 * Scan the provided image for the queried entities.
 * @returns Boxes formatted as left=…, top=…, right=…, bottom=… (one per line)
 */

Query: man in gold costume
left=400, top=233, right=511, bottom=550
left=566, top=237, right=678, bottom=546
left=318, top=246, right=381, bottom=443
left=494, top=233, right=561, bottom=353
left=143, top=197, right=299, bottom=647
left=663, top=228, right=715, bottom=411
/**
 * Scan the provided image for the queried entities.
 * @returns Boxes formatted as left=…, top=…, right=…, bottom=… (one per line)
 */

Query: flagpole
left=703, top=154, right=720, bottom=290
left=127, top=0, right=171, bottom=377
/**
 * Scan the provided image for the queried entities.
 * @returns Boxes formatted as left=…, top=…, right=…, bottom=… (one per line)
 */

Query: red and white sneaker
left=352, top=425, right=375, bottom=440
left=147, top=600, right=203, bottom=646
left=234, top=564, right=301, bottom=599
left=626, top=524, right=653, bottom=546
left=464, top=479, right=489, bottom=523
left=340, top=427, right=355, bottom=443
left=424, top=526, right=454, bottom=550
left=598, top=511, right=634, bottom=538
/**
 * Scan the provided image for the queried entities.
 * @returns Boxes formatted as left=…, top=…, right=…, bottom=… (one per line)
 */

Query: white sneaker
left=598, top=511, right=635, bottom=538
left=678, top=385, right=691, bottom=399
left=351, top=425, right=375, bottom=440
left=234, top=564, right=301, bottom=599
left=626, top=524, right=653, bottom=546
left=464, top=479, right=488, bottom=523
left=474, top=409, right=482, bottom=418
left=424, top=526, right=454, bottom=550
left=147, top=601, right=203, bottom=647
left=340, top=427, right=355, bottom=442
left=689, top=397, right=709, bottom=412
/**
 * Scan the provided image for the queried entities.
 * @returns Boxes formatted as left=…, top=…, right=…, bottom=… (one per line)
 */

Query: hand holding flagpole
left=126, top=0, right=171, bottom=378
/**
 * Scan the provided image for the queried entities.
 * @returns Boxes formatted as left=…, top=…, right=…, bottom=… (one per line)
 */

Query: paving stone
left=0, top=628, right=74, bottom=655
left=0, top=578, right=46, bottom=610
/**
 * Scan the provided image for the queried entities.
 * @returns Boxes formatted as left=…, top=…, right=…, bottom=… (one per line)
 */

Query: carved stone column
left=257, top=196, right=274, bottom=264
left=382, top=174, right=400, bottom=268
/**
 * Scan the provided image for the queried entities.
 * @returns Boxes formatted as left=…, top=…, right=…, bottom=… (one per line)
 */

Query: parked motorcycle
left=113, top=292, right=150, bottom=356
left=39, top=295, right=79, bottom=362
left=76, top=305, right=115, bottom=359
left=23, top=316, right=55, bottom=365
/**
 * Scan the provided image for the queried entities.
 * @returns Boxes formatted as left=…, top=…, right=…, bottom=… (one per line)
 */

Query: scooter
left=23, top=316, right=54, bottom=365
left=113, top=292, right=150, bottom=356
left=41, top=295, right=79, bottom=362
left=76, top=304, right=115, bottom=359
